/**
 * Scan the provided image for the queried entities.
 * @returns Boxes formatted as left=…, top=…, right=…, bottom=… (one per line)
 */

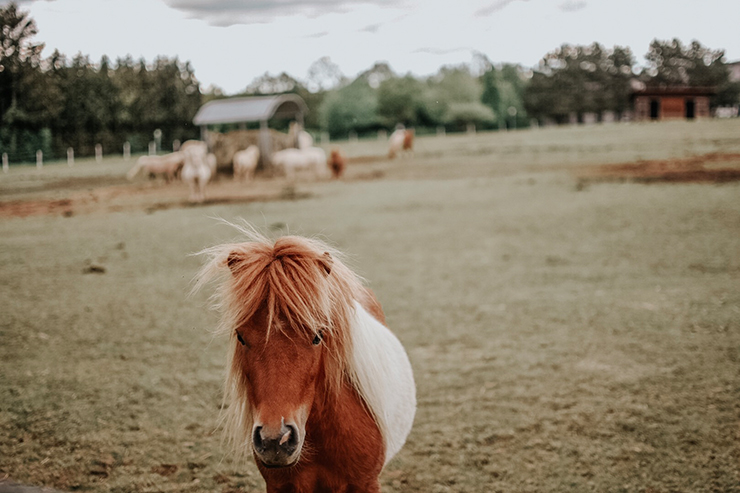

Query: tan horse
left=126, top=152, right=184, bottom=181
left=180, top=140, right=211, bottom=202
left=233, top=145, right=260, bottom=182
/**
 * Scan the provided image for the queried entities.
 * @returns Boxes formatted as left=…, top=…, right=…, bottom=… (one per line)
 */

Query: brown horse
left=402, top=128, right=414, bottom=152
left=328, top=148, right=346, bottom=179
left=195, top=226, right=416, bottom=492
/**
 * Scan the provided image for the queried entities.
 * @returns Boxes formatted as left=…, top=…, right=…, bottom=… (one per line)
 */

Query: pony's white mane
left=193, top=222, right=415, bottom=464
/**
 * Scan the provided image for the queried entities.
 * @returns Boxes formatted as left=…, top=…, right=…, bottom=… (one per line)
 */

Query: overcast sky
left=11, top=0, right=740, bottom=94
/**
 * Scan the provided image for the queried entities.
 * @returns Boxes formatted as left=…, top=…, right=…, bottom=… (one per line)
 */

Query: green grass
left=1, top=120, right=740, bottom=492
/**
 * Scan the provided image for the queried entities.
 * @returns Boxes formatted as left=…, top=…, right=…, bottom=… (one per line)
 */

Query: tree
left=642, top=39, right=738, bottom=107
left=0, top=2, right=41, bottom=119
left=306, top=56, right=345, bottom=93
left=428, top=65, right=495, bottom=129
left=377, top=75, right=427, bottom=127
left=524, top=43, right=634, bottom=123
left=0, top=2, right=57, bottom=160
left=245, top=71, right=302, bottom=95
left=480, top=65, right=502, bottom=127
left=319, top=78, right=380, bottom=138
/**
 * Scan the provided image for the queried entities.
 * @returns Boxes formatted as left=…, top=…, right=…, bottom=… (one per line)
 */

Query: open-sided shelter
left=193, top=95, right=308, bottom=166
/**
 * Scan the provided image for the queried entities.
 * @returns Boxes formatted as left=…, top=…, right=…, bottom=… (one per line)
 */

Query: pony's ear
left=226, top=251, right=244, bottom=274
left=318, top=251, right=332, bottom=276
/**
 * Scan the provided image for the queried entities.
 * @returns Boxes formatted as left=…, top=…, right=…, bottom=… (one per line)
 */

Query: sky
left=11, top=0, right=740, bottom=95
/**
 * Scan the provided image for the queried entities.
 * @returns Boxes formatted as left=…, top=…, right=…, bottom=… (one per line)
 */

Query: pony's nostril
left=281, top=424, right=299, bottom=451
left=285, top=425, right=298, bottom=449
left=252, top=426, right=264, bottom=451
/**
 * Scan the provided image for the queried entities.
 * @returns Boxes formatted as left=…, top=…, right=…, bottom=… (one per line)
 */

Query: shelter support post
left=259, top=119, right=272, bottom=170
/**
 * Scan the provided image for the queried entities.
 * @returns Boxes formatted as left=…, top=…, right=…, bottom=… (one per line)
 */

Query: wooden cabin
left=632, top=86, right=714, bottom=121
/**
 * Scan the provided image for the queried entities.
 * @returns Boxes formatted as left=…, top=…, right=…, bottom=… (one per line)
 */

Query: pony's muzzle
left=252, top=423, right=301, bottom=467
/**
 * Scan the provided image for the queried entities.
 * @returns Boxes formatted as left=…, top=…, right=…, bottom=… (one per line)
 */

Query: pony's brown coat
left=328, top=148, right=346, bottom=179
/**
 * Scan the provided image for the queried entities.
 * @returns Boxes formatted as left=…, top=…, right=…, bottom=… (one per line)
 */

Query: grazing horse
left=126, top=152, right=184, bottom=181
left=328, top=148, right=346, bottom=179
left=289, top=121, right=314, bottom=150
left=387, top=128, right=413, bottom=159
left=272, top=147, right=330, bottom=181
left=180, top=140, right=211, bottom=202
left=195, top=226, right=416, bottom=493
left=402, top=128, right=414, bottom=153
left=233, top=145, right=260, bottom=181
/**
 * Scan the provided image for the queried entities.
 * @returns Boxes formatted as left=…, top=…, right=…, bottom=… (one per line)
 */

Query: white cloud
left=162, top=0, right=404, bottom=26
left=559, top=0, right=586, bottom=13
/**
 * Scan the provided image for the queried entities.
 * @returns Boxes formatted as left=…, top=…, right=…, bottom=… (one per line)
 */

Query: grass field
left=1, top=120, right=740, bottom=492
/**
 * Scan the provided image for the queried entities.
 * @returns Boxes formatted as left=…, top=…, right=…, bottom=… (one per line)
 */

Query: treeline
left=2, top=1, right=739, bottom=162
left=233, top=57, right=530, bottom=139
left=0, top=3, right=200, bottom=162
left=525, top=40, right=739, bottom=124
left=225, top=40, right=739, bottom=139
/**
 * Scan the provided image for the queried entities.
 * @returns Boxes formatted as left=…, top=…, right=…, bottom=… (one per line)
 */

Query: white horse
left=271, top=147, right=329, bottom=181
left=180, top=140, right=211, bottom=203
left=126, top=152, right=184, bottom=181
left=289, top=121, right=314, bottom=150
left=233, top=145, right=260, bottom=182
left=298, top=130, right=313, bottom=150
left=207, top=153, right=217, bottom=176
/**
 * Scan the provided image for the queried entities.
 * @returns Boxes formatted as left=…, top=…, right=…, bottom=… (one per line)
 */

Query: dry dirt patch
left=0, top=178, right=310, bottom=219
left=575, top=152, right=740, bottom=184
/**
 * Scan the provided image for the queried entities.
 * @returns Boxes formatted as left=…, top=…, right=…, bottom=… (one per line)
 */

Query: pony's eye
left=312, top=332, right=323, bottom=346
left=236, top=331, right=246, bottom=346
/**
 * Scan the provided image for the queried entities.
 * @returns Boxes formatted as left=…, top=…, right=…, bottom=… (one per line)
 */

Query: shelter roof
left=193, top=94, right=308, bottom=126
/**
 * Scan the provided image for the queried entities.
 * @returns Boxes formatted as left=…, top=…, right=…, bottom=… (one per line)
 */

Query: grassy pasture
left=1, top=120, right=740, bottom=492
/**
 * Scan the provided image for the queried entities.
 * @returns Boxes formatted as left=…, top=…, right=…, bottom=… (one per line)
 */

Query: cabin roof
left=631, top=85, right=716, bottom=98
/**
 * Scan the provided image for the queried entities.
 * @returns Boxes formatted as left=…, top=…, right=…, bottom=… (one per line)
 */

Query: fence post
left=123, top=141, right=131, bottom=161
left=95, top=144, right=103, bottom=163
left=377, top=129, right=387, bottom=140
left=148, top=141, right=156, bottom=156
left=173, top=139, right=181, bottom=152
left=321, top=132, right=330, bottom=145
left=36, top=150, right=43, bottom=169
left=349, top=130, right=358, bottom=143
left=437, top=126, right=446, bottom=137
left=2, top=153, right=8, bottom=173
left=466, top=123, right=476, bottom=134
left=153, top=129, right=162, bottom=153
left=67, top=147, right=74, bottom=166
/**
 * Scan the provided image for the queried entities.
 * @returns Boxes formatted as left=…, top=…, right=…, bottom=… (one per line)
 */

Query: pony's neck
left=306, top=371, right=385, bottom=471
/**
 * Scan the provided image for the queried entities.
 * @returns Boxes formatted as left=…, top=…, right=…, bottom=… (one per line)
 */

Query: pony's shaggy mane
left=193, top=224, right=372, bottom=459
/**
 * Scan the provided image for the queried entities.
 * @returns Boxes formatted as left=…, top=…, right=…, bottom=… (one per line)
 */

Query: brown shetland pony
left=195, top=225, right=416, bottom=493
left=402, top=129, right=414, bottom=152
left=328, top=148, right=346, bottom=179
